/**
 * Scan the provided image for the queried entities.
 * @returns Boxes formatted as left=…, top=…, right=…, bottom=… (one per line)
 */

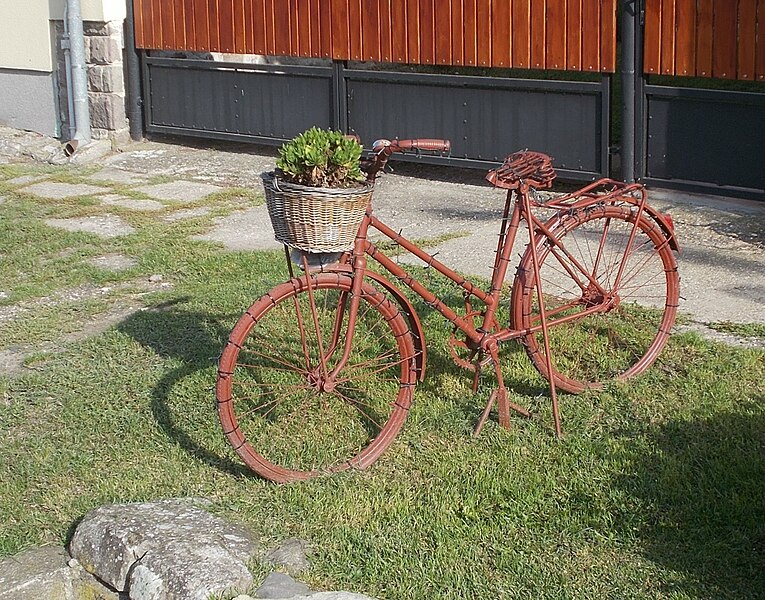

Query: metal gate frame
left=141, top=53, right=611, bottom=182
left=624, top=0, right=765, bottom=201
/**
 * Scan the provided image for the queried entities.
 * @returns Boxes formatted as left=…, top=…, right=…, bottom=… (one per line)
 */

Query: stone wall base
left=56, top=19, right=128, bottom=142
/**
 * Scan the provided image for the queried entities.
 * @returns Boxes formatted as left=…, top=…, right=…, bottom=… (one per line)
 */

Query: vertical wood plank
left=712, top=0, right=737, bottom=78
left=566, top=0, right=582, bottom=70
left=581, top=0, right=600, bottom=71
left=695, top=0, right=713, bottom=76
left=242, top=0, right=254, bottom=53
left=418, top=0, right=435, bottom=64
left=319, top=0, right=333, bottom=57
left=308, top=0, right=321, bottom=56
left=511, top=0, right=530, bottom=68
left=546, top=0, right=566, bottom=70
left=529, top=0, right=546, bottom=69
left=406, top=0, right=420, bottom=63
left=263, top=0, right=275, bottom=54
left=476, top=0, right=491, bottom=66
left=434, top=0, right=452, bottom=64
left=161, top=0, right=177, bottom=50
left=150, top=0, right=163, bottom=49
left=331, top=0, right=350, bottom=59
left=349, top=0, right=363, bottom=60
left=134, top=0, right=146, bottom=48
left=296, top=0, right=311, bottom=56
left=450, top=0, right=464, bottom=65
left=288, top=0, right=300, bottom=55
left=362, top=0, right=381, bottom=61
left=251, top=0, right=265, bottom=54
left=643, top=0, right=662, bottom=74
left=737, top=0, right=758, bottom=79
left=390, top=0, right=408, bottom=62
left=233, top=0, right=247, bottom=54
left=464, top=0, right=478, bottom=66
left=379, top=0, right=393, bottom=62
left=757, top=0, right=765, bottom=80
left=600, top=0, right=616, bottom=71
left=191, top=0, right=208, bottom=51
left=659, top=0, right=675, bottom=74
left=174, top=0, right=187, bottom=49
left=673, top=0, right=694, bottom=75
left=272, top=0, right=292, bottom=55
left=491, top=0, right=512, bottom=67
left=185, top=0, right=198, bottom=51
left=220, top=0, right=237, bottom=52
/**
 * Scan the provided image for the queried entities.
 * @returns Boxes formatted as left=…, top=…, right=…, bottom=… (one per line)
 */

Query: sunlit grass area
left=1, top=163, right=764, bottom=599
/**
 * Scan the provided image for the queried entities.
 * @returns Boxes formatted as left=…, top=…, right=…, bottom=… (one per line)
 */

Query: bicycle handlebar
left=373, top=138, right=451, bottom=154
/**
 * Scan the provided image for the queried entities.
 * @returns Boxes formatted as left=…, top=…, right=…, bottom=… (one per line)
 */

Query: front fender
left=326, top=264, right=427, bottom=382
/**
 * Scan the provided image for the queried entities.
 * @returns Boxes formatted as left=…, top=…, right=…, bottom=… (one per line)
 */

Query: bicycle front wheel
left=511, top=204, right=680, bottom=393
left=216, top=273, right=418, bottom=483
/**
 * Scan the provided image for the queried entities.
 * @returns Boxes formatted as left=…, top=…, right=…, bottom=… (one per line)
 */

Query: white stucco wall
left=0, top=0, right=126, bottom=72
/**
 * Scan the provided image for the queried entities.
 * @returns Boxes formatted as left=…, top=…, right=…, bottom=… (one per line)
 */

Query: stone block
left=83, top=21, right=111, bottom=36
left=69, top=499, right=260, bottom=600
left=0, top=547, right=118, bottom=600
left=88, top=64, right=125, bottom=94
left=89, top=93, right=127, bottom=130
left=88, top=35, right=122, bottom=65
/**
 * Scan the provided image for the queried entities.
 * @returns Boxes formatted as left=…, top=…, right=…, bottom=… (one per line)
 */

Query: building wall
left=0, top=0, right=127, bottom=137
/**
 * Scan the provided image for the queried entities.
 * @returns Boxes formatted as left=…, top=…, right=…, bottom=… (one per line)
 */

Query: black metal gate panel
left=344, top=68, right=610, bottom=181
left=639, top=85, right=765, bottom=199
left=141, top=55, right=610, bottom=182
left=143, top=56, right=336, bottom=143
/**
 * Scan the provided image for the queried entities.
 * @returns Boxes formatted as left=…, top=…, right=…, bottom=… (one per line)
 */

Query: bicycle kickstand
left=473, top=342, right=532, bottom=437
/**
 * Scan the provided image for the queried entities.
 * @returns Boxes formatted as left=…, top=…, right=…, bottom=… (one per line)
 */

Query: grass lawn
left=1, top=163, right=764, bottom=599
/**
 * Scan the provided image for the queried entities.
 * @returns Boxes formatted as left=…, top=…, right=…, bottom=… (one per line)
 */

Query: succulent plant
left=276, top=127, right=365, bottom=188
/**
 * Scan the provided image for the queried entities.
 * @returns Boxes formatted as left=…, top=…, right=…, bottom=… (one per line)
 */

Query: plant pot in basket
left=263, top=128, right=373, bottom=254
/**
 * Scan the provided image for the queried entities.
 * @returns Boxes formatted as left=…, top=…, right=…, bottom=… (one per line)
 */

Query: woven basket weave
left=262, top=172, right=373, bottom=253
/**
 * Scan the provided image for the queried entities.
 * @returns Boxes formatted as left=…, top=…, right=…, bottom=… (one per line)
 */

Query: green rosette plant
left=276, top=127, right=365, bottom=188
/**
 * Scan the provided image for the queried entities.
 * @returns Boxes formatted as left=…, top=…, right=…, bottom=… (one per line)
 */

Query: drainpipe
left=124, top=0, right=144, bottom=141
left=63, top=0, right=91, bottom=156
left=620, top=0, right=638, bottom=182
left=61, top=4, right=76, bottom=141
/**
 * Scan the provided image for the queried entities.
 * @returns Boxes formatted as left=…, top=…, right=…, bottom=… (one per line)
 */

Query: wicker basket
left=262, top=172, right=373, bottom=253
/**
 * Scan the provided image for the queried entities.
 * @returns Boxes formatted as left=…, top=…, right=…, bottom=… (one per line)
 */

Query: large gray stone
left=0, top=547, right=118, bottom=600
left=69, top=499, right=259, bottom=600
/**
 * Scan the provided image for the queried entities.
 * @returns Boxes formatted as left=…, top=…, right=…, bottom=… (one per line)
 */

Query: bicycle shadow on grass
left=613, top=404, right=765, bottom=599
left=117, top=299, right=251, bottom=477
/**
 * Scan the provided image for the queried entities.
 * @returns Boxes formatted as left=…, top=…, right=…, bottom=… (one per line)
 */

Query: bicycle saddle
left=486, top=151, right=556, bottom=190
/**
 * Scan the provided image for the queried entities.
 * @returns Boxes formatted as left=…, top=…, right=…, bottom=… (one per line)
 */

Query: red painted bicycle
left=216, top=139, right=681, bottom=483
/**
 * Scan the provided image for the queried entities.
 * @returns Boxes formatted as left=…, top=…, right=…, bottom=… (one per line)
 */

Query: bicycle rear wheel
left=511, top=204, right=679, bottom=393
left=217, top=273, right=418, bottom=483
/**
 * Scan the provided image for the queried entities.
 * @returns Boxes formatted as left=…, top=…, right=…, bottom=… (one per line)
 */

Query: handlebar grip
left=393, top=139, right=451, bottom=153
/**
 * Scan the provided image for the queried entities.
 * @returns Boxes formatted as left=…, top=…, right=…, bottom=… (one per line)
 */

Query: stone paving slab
left=5, top=175, right=48, bottom=186
left=100, top=193, right=165, bottom=211
left=45, top=214, right=136, bottom=238
left=162, top=206, right=213, bottom=222
left=87, top=254, right=139, bottom=271
left=192, top=205, right=280, bottom=251
left=87, top=167, right=149, bottom=185
left=21, top=181, right=107, bottom=199
left=136, top=180, right=223, bottom=202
